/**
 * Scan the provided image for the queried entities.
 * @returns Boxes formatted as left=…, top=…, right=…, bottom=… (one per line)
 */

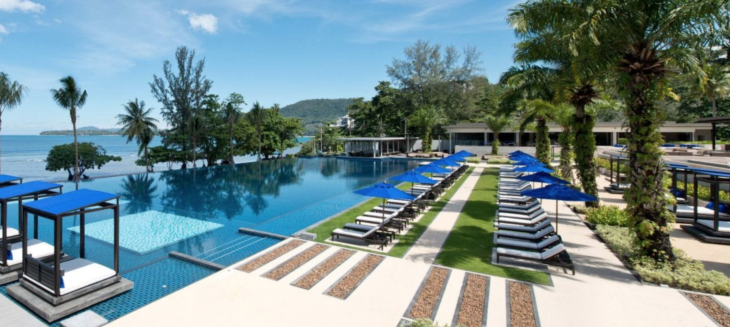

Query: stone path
left=0, top=293, right=44, bottom=327
left=403, top=167, right=484, bottom=264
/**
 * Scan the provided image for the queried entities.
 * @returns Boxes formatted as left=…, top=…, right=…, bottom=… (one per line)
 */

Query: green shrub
left=586, top=205, right=630, bottom=227
left=572, top=204, right=589, bottom=214
left=466, top=157, right=481, bottom=164
left=595, top=157, right=629, bottom=174
left=617, top=137, right=628, bottom=145
left=487, top=158, right=512, bottom=164
left=404, top=319, right=463, bottom=327
left=595, top=225, right=730, bottom=295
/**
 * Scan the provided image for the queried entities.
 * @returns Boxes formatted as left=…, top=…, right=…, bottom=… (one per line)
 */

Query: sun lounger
left=0, top=226, right=19, bottom=240
left=498, top=210, right=546, bottom=220
left=497, top=214, right=547, bottom=226
left=497, top=195, right=535, bottom=203
left=3, top=239, right=54, bottom=267
left=331, top=227, right=387, bottom=250
left=696, top=219, right=730, bottom=232
left=343, top=223, right=393, bottom=242
left=355, top=216, right=404, bottom=232
left=495, top=234, right=561, bottom=251
left=496, top=243, right=574, bottom=275
left=496, top=225, right=555, bottom=240
left=499, top=199, right=540, bottom=209
left=363, top=211, right=398, bottom=219
left=496, top=218, right=550, bottom=230
left=499, top=203, right=542, bottom=215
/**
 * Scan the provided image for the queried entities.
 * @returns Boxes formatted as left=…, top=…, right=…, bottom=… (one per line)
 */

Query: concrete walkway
left=0, top=294, right=44, bottom=327
left=403, top=167, right=483, bottom=264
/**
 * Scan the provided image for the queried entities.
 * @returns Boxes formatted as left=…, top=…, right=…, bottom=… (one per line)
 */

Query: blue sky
left=0, top=0, right=521, bottom=134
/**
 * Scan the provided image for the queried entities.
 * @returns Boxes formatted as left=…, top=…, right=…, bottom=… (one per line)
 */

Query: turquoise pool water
left=0, top=157, right=419, bottom=325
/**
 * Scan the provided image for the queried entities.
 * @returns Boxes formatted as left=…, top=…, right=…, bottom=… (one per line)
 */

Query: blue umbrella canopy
left=512, top=160, right=545, bottom=167
left=354, top=182, right=416, bottom=200
left=516, top=172, right=569, bottom=185
left=521, top=184, right=597, bottom=233
left=509, top=150, right=532, bottom=157
left=415, top=164, right=450, bottom=174
left=390, top=171, right=437, bottom=185
left=514, top=164, right=554, bottom=173
left=448, top=155, right=466, bottom=162
left=454, top=150, right=475, bottom=157
left=433, top=158, right=460, bottom=167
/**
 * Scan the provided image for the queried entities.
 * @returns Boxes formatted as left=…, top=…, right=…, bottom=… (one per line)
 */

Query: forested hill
left=281, top=98, right=355, bottom=134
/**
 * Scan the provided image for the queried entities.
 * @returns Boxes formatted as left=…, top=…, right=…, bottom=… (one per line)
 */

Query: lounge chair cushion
left=497, top=219, right=551, bottom=232
left=0, top=226, right=19, bottom=240
left=498, top=211, right=547, bottom=220
left=497, top=214, right=546, bottom=226
left=497, top=225, right=554, bottom=240
left=495, top=235, right=560, bottom=250
left=6, top=239, right=54, bottom=266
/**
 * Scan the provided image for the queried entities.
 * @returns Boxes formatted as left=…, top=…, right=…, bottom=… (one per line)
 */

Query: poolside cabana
left=7, top=189, right=133, bottom=322
left=679, top=168, right=730, bottom=244
left=696, top=116, right=730, bottom=151
left=0, top=174, right=23, bottom=188
left=339, top=137, right=407, bottom=158
left=0, top=181, right=63, bottom=283
left=666, top=163, right=691, bottom=213
left=604, top=154, right=629, bottom=194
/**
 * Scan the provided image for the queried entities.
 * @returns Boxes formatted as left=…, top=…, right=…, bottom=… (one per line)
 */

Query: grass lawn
left=434, top=168, right=551, bottom=285
left=307, top=167, right=474, bottom=257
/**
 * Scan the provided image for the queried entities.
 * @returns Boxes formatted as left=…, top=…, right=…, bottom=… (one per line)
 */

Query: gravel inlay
left=292, top=249, right=355, bottom=290
left=237, top=240, right=305, bottom=273
left=509, top=281, right=537, bottom=327
left=685, top=293, right=730, bottom=326
left=264, top=244, right=329, bottom=280
left=326, top=254, right=384, bottom=299
left=408, top=267, right=450, bottom=319
left=455, top=274, right=489, bottom=327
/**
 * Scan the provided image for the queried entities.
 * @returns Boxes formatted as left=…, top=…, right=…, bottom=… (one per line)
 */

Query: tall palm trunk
left=712, top=97, right=717, bottom=118
left=491, top=132, right=499, bottom=155
left=144, top=145, right=150, bottom=172
left=558, top=131, right=574, bottom=184
left=621, top=42, right=674, bottom=261
left=71, top=108, right=79, bottom=182
left=535, top=118, right=550, bottom=164
left=571, top=84, right=599, bottom=207
left=228, top=123, right=234, bottom=165
left=192, top=137, right=197, bottom=168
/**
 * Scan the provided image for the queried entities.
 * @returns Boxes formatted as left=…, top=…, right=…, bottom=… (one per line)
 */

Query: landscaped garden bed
left=508, top=281, right=537, bottom=327
left=292, top=249, right=355, bottom=289
left=408, top=267, right=450, bottom=320
left=264, top=244, right=329, bottom=280
left=326, top=254, right=384, bottom=299
left=238, top=240, right=305, bottom=273
left=455, top=274, right=488, bottom=327
left=684, top=292, right=730, bottom=326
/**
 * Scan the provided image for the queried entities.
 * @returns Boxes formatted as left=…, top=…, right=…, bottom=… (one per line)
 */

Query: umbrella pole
left=555, top=200, right=559, bottom=234
left=382, top=198, right=386, bottom=220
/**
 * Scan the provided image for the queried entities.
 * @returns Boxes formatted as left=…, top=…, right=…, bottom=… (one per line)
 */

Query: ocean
left=0, top=135, right=311, bottom=181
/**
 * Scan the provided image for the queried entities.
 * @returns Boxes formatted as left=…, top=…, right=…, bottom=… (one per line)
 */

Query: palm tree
left=511, top=0, right=726, bottom=260
left=408, top=106, right=445, bottom=153
left=689, top=60, right=730, bottom=118
left=117, top=99, right=159, bottom=172
left=248, top=102, right=265, bottom=161
left=51, top=76, right=87, bottom=182
left=222, top=93, right=245, bottom=164
left=483, top=115, right=511, bottom=155
left=188, top=113, right=207, bottom=168
left=516, top=99, right=556, bottom=165
left=0, top=73, right=26, bottom=174
left=550, top=103, right=576, bottom=184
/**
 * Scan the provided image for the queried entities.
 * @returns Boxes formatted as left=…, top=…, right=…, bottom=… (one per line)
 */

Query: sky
left=0, top=0, right=522, bottom=135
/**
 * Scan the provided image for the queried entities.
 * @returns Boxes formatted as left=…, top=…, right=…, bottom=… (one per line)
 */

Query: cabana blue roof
left=691, top=168, right=730, bottom=179
left=666, top=163, right=690, bottom=169
left=0, top=174, right=21, bottom=184
left=0, top=181, right=61, bottom=201
left=24, top=189, right=118, bottom=216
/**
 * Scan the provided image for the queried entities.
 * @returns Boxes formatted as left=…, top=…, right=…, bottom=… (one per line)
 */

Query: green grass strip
left=434, top=168, right=551, bottom=285
left=308, top=167, right=474, bottom=257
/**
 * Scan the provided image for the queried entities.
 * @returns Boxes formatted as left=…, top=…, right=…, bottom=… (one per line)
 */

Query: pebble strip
left=685, top=293, right=730, bottom=327
left=509, top=281, right=537, bottom=327
left=326, top=254, right=384, bottom=299
left=237, top=240, right=305, bottom=273
left=408, top=267, right=450, bottom=319
left=455, top=274, right=488, bottom=327
left=292, top=249, right=355, bottom=290
left=264, top=244, right=329, bottom=281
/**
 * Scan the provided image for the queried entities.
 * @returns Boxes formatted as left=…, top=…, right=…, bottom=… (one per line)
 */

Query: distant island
left=40, top=126, right=123, bottom=136
left=281, top=98, right=355, bottom=135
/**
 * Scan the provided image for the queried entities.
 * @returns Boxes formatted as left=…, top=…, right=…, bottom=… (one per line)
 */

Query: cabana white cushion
left=697, top=220, right=730, bottom=233
left=0, top=226, right=19, bottom=239
left=6, top=239, right=54, bottom=266
left=59, top=258, right=116, bottom=295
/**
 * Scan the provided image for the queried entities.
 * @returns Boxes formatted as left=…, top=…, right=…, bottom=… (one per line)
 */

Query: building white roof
left=338, top=137, right=406, bottom=141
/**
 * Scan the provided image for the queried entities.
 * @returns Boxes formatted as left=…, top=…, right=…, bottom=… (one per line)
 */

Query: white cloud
left=0, top=24, right=7, bottom=34
left=176, top=9, right=189, bottom=15
left=0, top=0, right=45, bottom=13
left=188, top=13, right=218, bottom=34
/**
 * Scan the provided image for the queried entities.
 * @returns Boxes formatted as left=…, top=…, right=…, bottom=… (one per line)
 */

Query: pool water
left=0, top=157, right=419, bottom=325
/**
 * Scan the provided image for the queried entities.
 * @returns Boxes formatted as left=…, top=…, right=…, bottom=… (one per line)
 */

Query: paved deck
left=0, top=293, right=44, bottom=327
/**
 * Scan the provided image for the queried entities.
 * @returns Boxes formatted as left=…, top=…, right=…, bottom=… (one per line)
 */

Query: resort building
left=444, top=121, right=713, bottom=155
left=330, top=115, right=355, bottom=130
left=339, top=137, right=409, bottom=157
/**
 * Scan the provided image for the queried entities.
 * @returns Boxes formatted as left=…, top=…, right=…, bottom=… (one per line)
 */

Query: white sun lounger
left=4, top=239, right=54, bottom=267
left=363, top=211, right=398, bottom=219
left=332, top=226, right=386, bottom=249
left=696, top=219, right=730, bottom=232
left=497, top=195, right=535, bottom=203
left=497, top=214, right=547, bottom=226
left=498, top=210, right=546, bottom=220
left=497, top=219, right=551, bottom=233
left=495, top=234, right=561, bottom=251
left=496, top=225, right=555, bottom=240
left=496, top=244, right=574, bottom=275
left=499, top=203, right=542, bottom=215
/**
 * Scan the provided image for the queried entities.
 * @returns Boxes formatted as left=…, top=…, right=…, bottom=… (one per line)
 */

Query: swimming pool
left=0, top=157, right=420, bottom=324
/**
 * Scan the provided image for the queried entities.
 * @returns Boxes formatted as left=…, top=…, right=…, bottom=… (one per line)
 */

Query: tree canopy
left=46, top=142, right=121, bottom=180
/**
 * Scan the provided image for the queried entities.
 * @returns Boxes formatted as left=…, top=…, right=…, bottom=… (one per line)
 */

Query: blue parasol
left=433, top=158, right=460, bottom=168
left=354, top=182, right=416, bottom=219
left=514, top=164, right=554, bottom=174
left=522, top=184, right=597, bottom=233
left=448, top=155, right=467, bottom=162
left=453, top=150, right=475, bottom=157
left=390, top=171, right=437, bottom=195
left=415, top=164, right=450, bottom=174
left=509, top=150, right=532, bottom=157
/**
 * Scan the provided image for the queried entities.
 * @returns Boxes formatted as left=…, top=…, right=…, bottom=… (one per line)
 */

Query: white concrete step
left=432, top=269, right=465, bottom=325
